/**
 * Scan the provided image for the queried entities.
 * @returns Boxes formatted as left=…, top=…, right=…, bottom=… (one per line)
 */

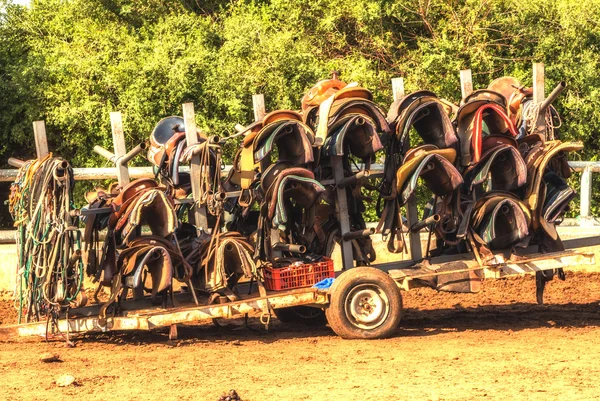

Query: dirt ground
left=0, top=272, right=599, bottom=401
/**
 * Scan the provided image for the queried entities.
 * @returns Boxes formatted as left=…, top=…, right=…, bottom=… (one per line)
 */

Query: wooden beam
left=391, top=77, right=405, bottom=101
left=182, top=102, right=209, bottom=233
left=109, top=112, right=129, bottom=186
left=252, top=94, right=266, bottom=122
left=32, top=120, right=49, bottom=159
left=533, top=63, right=545, bottom=103
left=460, top=69, right=473, bottom=98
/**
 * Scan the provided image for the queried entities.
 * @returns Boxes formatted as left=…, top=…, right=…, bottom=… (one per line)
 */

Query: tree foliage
left=2, top=0, right=600, bottom=222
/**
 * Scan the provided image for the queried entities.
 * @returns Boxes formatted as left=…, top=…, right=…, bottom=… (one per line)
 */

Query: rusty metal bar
left=272, top=243, right=306, bottom=254
left=337, top=170, right=370, bottom=189
left=332, top=156, right=354, bottom=270
left=119, top=142, right=147, bottom=167
left=342, top=228, right=375, bottom=241
left=93, top=145, right=116, bottom=163
left=410, top=214, right=440, bottom=233
left=540, top=81, right=567, bottom=113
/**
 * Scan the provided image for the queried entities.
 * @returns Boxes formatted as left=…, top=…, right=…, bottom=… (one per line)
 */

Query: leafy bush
left=2, top=0, right=600, bottom=226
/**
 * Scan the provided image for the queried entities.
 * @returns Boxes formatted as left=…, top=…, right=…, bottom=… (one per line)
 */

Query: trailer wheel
left=326, top=267, right=402, bottom=339
left=274, top=306, right=326, bottom=326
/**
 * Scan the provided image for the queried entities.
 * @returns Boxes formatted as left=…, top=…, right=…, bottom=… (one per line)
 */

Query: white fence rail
left=1, top=160, right=598, bottom=229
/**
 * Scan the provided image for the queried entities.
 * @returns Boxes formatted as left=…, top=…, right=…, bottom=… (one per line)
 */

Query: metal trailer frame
left=0, top=246, right=593, bottom=341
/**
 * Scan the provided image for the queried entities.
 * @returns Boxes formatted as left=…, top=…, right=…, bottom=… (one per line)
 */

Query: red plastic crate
left=263, top=257, right=335, bottom=291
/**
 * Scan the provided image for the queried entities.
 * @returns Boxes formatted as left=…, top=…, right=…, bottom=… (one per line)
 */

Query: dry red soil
left=1, top=272, right=599, bottom=401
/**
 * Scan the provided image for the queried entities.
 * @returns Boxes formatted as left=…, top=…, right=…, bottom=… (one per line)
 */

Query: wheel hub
left=345, top=284, right=390, bottom=329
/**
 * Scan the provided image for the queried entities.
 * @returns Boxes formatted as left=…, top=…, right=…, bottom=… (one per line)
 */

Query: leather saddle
left=396, top=145, right=463, bottom=205
left=462, top=135, right=527, bottom=195
left=229, top=110, right=316, bottom=207
left=387, top=90, right=458, bottom=153
left=147, top=116, right=217, bottom=194
left=302, top=79, right=390, bottom=150
left=114, top=187, right=178, bottom=243
left=147, top=116, right=187, bottom=168
left=118, top=235, right=192, bottom=300
left=456, top=90, right=518, bottom=166
left=522, top=139, right=583, bottom=239
left=460, top=191, right=532, bottom=252
left=321, top=114, right=384, bottom=158
left=194, top=232, right=255, bottom=293
left=261, top=165, right=326, bottom=230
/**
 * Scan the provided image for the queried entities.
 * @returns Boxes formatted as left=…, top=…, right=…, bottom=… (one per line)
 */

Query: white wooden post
left=391, top=78, right=405, bottom=101
left=32, top=121, right=49, bottom=159
left=109, top=112, right=130, bottom=186
left=460, top=69, right=473, bottom=98
left=580, top=166, right=594, bottom=227
left=252, top=94, right=266, bottom=122
left=533, top=62, right=547, bottom=136
left=533, top=63, right=545, bottom=104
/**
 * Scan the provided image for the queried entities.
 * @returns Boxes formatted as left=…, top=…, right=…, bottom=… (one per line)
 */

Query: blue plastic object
left=313, top=277, right=335, bottom=290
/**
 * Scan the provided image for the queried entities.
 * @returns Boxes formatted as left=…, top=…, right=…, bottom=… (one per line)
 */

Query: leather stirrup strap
left=257, top=279, right=272, bottom=330
left=239, top=145, right=256, bottom=190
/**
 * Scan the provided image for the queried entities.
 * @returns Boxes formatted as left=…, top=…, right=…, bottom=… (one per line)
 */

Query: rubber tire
left=274, top=306, right=327, bottom=326
left=326, top=267, right=402, bottom=339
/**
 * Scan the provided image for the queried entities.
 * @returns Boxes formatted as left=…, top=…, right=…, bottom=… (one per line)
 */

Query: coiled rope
left=8, top=154, right=84, bottom=323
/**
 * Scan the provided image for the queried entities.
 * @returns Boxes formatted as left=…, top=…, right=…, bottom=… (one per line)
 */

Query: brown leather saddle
left=462, top=135, right=527, bottom=196
left=301, top=78, right=389, bottom=166
left=254, top=164, right=326, bottom=262
left=456, top=191, right=532, bottom=266
left=387, top=90, right=458, bottom=154
left=194, top=232, right=255, bottom=294
left=147, top=116, right=218, bottom=196
left=225, top=110, right=316, bottom=209
left=455, top=90, right=518, bottom=166
left=522, top=139, right=583, bottom=240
